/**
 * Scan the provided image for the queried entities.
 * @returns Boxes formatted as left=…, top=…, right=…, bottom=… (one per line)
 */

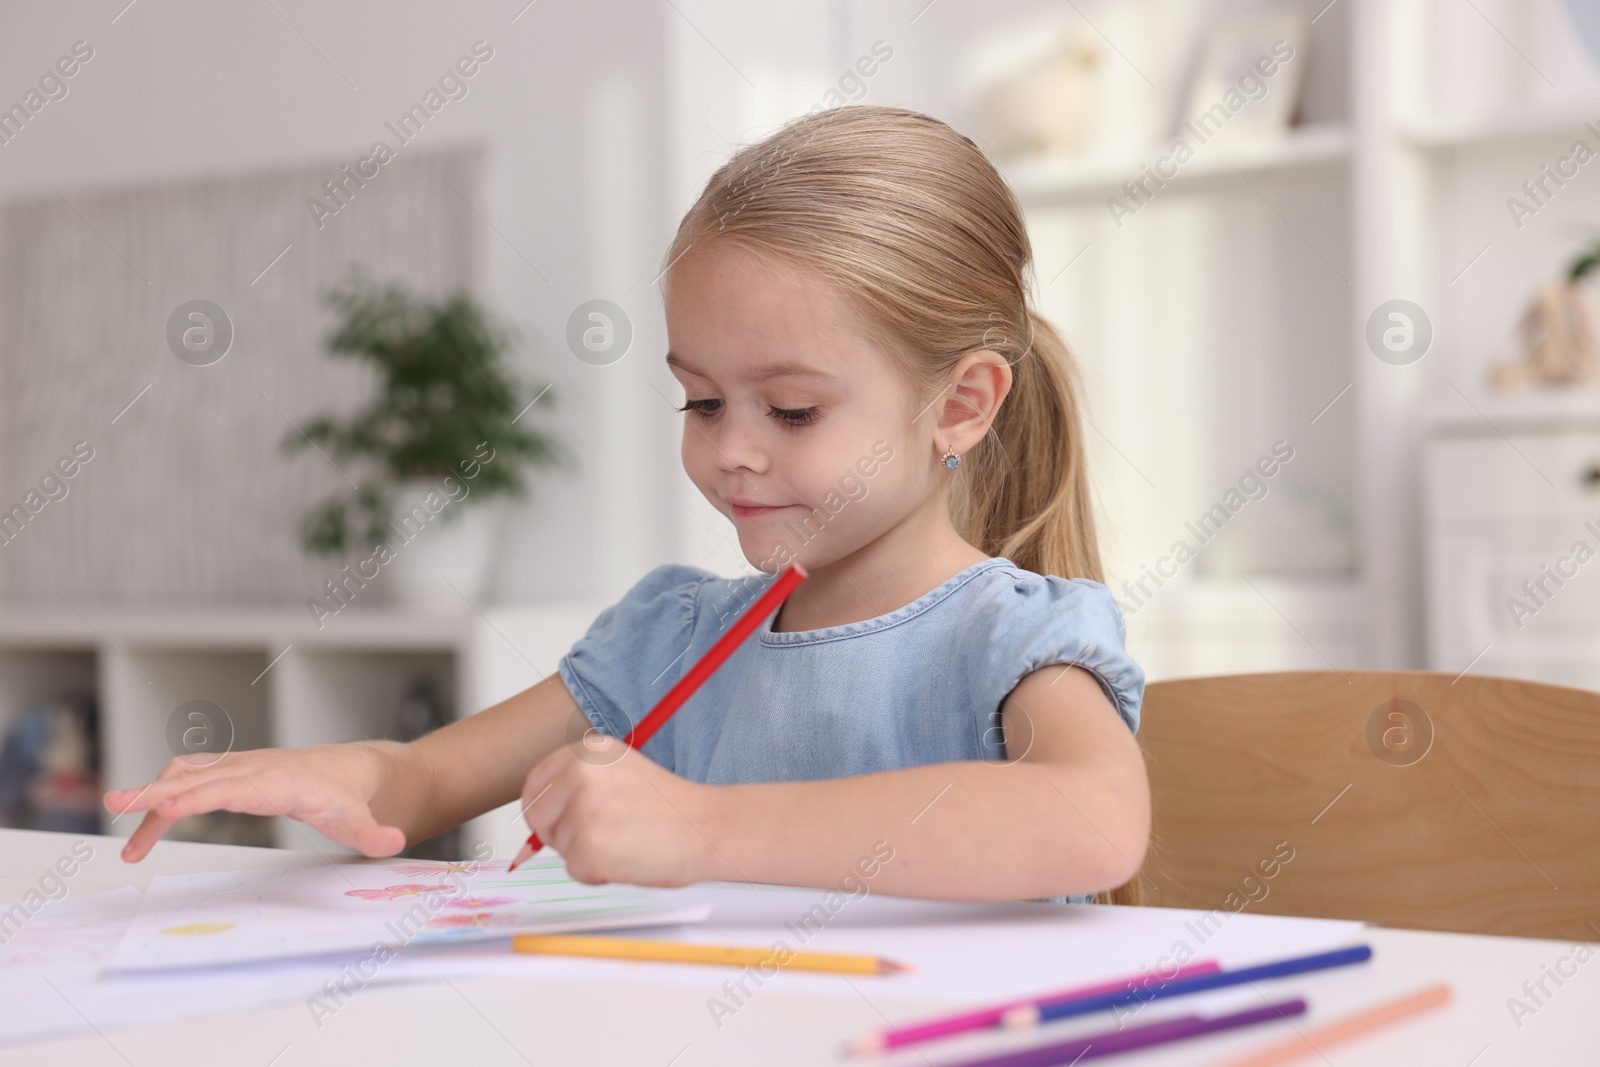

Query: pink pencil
left=842, top=959, right=1223, bottom=1056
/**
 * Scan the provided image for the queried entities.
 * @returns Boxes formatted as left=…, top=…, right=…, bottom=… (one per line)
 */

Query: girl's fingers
left=519, top=745, right=570, bottom=812
left=111, top=748, right=403, bottom=864
left=105, top=756, right=238, bottom=815
left=151, top=774, right=283, bottom=823
left=114, top=766, right=251, bottom=861
left=150, top=775, right=404, bottom=856
left=333, top=808, right=408, bottom=857
left=291, top=790, right=394, bottom=855
left=122, top=808, right=180, bottom=861
left=521, top=753, right=575, bottom=845
left=119, top=775, right=404, bottom=862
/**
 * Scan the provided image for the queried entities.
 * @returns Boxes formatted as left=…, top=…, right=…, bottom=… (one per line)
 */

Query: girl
left=107, top=106, right=1150, bottom=906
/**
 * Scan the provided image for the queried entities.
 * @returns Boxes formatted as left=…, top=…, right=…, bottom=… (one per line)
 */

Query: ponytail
left=949, top=308, right=1102, bottom=585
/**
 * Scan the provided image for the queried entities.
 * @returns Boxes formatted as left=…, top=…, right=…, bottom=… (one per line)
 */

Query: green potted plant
left=286, top=271, right=565, bottom=604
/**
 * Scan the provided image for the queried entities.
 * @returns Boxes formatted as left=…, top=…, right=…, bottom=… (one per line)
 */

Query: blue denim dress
left=557, top=556, right=1145, bottom=904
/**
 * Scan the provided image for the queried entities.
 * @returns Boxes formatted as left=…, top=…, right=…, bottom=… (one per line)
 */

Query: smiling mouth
left=728, top=502, right=798, bottom=519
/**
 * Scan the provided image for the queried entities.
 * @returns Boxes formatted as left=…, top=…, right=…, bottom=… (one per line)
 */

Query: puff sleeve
left=974, top=573, right=1145, bottom=740
left=556, top=563, right=713, bottom=772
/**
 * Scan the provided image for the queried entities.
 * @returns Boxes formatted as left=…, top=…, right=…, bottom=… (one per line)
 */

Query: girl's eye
left=770, top=405, right=821, bottom=427
left=673, top=399, right=821, bottom=428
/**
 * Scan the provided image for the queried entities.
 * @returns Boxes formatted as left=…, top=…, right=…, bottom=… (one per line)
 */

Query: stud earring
left=940, top=448, right=961, bottom=471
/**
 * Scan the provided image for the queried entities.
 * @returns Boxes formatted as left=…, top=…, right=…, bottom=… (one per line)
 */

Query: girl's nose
left=708, top=412, right=770, bottom=475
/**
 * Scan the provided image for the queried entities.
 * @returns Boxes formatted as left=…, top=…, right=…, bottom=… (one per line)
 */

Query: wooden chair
left=1134, top=671, right=1600, bottom=942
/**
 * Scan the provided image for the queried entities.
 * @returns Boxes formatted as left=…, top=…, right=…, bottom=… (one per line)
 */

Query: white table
left=0, top=829, right=1592, bottom=1065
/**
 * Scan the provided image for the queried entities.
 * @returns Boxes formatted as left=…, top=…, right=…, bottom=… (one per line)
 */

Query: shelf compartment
left=1003, top=124, right=1351, bottom=205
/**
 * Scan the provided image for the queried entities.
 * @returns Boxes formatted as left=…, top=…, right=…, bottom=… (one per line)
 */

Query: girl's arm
left=521, top=664, right=1150, bottom=901
left=107, top=668, right=583, bottom=861
left=699, top=663, right=1150, bottom=900
left=401, top=671, right=584, bottom=842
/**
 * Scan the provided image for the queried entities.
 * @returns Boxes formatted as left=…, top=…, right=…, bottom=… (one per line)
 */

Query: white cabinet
left=1426, top=403, right=1600, bottom=688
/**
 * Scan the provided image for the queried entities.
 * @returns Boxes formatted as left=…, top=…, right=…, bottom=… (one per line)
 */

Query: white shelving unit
left=1389, top=0, right=1600, bottom=684
left=0, top=601, right=607, bottom=860
left=975, top=0, right=1600, bottom=682
left=1399, top=107, right=1600, bottom=150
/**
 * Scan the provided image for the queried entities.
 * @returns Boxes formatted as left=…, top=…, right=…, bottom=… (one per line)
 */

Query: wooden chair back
left=1135, top=670, right=1600, bottom=941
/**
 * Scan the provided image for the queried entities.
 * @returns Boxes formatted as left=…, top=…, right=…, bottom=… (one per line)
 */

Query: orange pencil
left=1204, top=983, right=1451, bottom=1067
left=509, top=561, right=808, bottom=870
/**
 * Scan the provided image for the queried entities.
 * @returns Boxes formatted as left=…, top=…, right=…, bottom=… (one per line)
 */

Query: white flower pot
left=382, top=480, right=498, bottom=606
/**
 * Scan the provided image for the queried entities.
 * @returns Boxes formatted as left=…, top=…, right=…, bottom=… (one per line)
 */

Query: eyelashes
left=674, top=398, right=821, bottom=427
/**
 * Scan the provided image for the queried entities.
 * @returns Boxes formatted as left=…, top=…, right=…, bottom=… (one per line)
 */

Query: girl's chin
left=736, top=535, right=808, bottom=572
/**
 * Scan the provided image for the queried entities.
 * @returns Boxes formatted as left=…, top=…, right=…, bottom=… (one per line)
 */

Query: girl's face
left=664, top=243, right=940, bottom=572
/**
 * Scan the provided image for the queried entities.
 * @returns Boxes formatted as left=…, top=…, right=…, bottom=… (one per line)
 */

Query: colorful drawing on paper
left=426, top=912, right=497, bottom=929
left=441, top=895, right=515, bottom=909
left=344, top=883, right=455, bottom=901
left=108, top=865, right=430, bottom=971
left=383, top=862, right=480, bottom=877
left=108, top=855, right=711, bottom=971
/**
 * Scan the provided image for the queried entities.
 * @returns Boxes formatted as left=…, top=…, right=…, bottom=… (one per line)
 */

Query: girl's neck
left=768, top=502, right=991, bottom=633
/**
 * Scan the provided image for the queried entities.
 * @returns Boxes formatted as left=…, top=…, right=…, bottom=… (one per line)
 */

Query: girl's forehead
left=665, top=349, right=841, bottom=386
left=668, top=246, right=848, bottom=325
left=665, top=250, right=883, bottom=378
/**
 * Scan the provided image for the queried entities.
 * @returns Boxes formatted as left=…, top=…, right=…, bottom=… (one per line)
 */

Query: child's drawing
left=425, top=911, right=497, bottom=929
left=110, top=865, right=438, bottom=971
left=383, top=862, right=482, bottom=877
left=109, top=855, right=711, bottom=969
left=343, top=883, right=455, bottom=901
left=442, top=895, right=515, bottom=909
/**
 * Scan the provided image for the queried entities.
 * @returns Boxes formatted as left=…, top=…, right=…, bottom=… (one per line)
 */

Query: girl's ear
left=934, top=350, right=1012, bottom=455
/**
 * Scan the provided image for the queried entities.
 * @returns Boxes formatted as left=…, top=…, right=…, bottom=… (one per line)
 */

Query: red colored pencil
left=508, top=561, right=808, bottom=871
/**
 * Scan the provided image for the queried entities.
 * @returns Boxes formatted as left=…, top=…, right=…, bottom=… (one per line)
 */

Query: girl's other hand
left=104, top=741, right=411, bottom=862
left=519, top=738, right=718, bottom=888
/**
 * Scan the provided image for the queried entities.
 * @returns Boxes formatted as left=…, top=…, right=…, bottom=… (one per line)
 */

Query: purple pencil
left=938, top=997, right=1308, bottom=1067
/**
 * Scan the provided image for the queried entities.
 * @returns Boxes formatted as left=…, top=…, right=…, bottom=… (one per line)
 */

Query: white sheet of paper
left=0, top=886, right=455, bottom=1049
left=0, top=886, right=348, bottom=1049
left=0, top=885, right=143, bottom=973
left=360, top=883, right=1370, bottom=1004
left=107, top=856, right=709, bottom=972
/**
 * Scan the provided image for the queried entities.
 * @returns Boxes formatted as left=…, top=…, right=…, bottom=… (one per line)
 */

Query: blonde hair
left=663, top=105, right=1141, bottom=907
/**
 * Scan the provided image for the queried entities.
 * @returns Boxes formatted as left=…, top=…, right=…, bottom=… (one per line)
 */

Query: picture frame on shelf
left=1179, top=7, right=1309, bottom=148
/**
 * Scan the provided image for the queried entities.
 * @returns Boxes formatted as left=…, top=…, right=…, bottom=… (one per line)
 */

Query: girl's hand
left=104, top=742, right=412, bottom=862
left=519, top=737, right=718, bottom=888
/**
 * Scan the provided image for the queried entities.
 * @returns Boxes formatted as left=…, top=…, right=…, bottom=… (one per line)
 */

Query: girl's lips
left=729, top=502, right=797, bottom=519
